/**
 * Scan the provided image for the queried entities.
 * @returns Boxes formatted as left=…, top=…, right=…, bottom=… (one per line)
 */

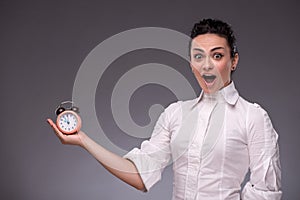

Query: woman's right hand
left=46, top=119, right=145, bottom=191
left=47, top=118, right=86, bottom=147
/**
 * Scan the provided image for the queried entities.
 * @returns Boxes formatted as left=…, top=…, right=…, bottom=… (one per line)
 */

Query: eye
left=193, top=54, right=203, bottom=60
left=213, top=53, right=224, bottom=60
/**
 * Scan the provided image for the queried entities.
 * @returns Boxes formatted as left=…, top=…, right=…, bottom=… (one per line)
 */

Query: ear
left=231, top=53, right=239, bottom=71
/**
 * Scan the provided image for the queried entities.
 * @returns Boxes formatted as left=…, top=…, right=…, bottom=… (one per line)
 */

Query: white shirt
left=124, top=82, right=282, bottom=200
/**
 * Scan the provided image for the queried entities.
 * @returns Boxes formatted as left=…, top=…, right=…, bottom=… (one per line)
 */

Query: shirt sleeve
left=123, top=102, right=179, bottom=191
left=242, top=103, right=282, bottom=199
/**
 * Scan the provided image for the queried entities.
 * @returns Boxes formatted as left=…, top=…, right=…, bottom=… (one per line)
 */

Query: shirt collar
left=196, top=81, right=239, bottom=106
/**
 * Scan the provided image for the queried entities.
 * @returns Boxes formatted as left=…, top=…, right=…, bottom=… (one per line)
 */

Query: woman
left=47, top=19, right=282, bottom=199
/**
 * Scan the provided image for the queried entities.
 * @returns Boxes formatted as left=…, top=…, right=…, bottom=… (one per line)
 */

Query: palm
left=60, top=131, right=84, bottom=146
left=47, top=119, right=84, bottom=147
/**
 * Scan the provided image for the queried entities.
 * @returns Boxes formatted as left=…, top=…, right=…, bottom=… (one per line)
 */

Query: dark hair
left=189, top=18, right=237, bottom=58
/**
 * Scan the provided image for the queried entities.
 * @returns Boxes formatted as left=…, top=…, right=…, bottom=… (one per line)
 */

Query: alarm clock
left=55, top=101, right=81, bottom=135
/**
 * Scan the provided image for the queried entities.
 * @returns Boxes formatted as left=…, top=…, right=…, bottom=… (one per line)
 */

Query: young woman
left=47, top=19, right=282, bottom=199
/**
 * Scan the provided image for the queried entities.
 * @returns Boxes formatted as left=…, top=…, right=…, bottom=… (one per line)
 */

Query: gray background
left=1, top=0, right=299, bottom=199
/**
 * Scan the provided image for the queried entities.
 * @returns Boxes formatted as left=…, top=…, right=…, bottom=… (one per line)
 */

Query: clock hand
left=67, top=114, right=70, bottom=125
left=63, top=116, right=67, bottom=123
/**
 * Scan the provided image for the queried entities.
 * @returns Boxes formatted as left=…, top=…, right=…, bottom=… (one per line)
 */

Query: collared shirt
left=124, top=82, right=282, bottom=200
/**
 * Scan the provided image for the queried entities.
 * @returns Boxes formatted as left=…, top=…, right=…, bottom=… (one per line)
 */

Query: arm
left=242, top=104, right=282, bottom=200
left=122, top=102, right=179, bottom=191
left=47, top=119, right=146, bottom=191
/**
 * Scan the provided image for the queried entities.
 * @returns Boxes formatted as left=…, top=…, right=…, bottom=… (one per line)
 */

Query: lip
left=202, top=74, right=216, bottom=87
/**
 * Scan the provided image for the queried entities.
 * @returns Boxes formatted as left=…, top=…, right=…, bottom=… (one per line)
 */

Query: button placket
left=184, top=101, right=217, bottom=199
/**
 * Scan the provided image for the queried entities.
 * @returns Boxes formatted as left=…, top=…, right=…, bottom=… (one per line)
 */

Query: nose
left=202, top=56, right=214, bottom=71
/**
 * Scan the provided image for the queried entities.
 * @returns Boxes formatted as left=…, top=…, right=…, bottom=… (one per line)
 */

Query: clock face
left=57, top=111, right=81, bottom=134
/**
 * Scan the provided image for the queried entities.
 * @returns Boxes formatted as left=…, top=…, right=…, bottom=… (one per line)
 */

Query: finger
left=47, top=118, right=55, bottom=127
left=47, top=118, right=59, bottom=133
left=47, top=118, right=64, bottom=137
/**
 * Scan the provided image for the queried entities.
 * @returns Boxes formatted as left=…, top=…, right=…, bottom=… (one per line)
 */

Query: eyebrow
left=192, top=46, right=225, bottom=52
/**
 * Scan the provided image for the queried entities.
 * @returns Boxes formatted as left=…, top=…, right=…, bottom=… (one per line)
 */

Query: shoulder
left=232, top=91, right=277, bottom=141
left=162, top=97, right=198, bottom=123
left=164, top=97, right=198, bottom=114
left=247, top=102, right=270, bottom=123
left=236, top=96, right=273, bottom=129
left=237, top=96, right=269, bottom=116
left=244, top=101, right=277, bottom=141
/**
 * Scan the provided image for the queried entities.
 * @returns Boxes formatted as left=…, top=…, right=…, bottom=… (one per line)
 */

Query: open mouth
left=202, top=74, right=216, bottom=84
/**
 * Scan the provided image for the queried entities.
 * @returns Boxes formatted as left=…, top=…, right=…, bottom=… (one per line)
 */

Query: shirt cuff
left=242, top=182, right=282, bottom=200
left=123, top=147, right=165, bottom=191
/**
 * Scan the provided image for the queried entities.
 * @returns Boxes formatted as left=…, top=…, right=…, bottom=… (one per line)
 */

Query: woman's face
left=190, top=33, right=238, bottom=94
